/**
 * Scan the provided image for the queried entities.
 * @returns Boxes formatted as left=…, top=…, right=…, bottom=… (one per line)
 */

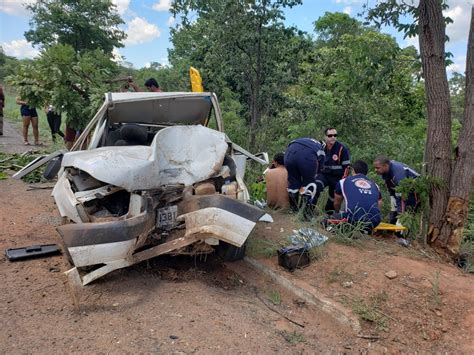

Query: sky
left=0, top=0, right=472, bottom=74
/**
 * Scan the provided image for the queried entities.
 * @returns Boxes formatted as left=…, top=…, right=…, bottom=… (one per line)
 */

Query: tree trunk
left=418, top=0, right=453, bottom=245
left=432, top=8, right=474, bottom=256
left=249, top=12, right=263, bottom=149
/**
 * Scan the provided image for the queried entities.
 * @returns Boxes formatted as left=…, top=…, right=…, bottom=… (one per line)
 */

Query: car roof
left=105, top=92, right=214, bottom=126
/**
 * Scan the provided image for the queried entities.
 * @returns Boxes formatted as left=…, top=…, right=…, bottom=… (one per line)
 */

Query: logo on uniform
left=355, top=179, right=371, bottom=189
left=332, top=154, right=338, bottom=161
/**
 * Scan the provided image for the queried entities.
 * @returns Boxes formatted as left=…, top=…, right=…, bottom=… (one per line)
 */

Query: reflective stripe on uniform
left=301, top=183, right=317, bottom=199
left=390, top=196, right=397, bottom=212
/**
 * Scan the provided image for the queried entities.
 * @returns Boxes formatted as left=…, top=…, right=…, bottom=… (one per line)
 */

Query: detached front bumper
left=177, top=195, right=267, bottom=247
left=61, top=194, right=269, bottom=286
left=57, top=210, right=155, bottom=267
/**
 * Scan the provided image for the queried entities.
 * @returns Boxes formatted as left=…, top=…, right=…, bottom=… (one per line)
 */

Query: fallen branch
left=357, top=334, right=381, bottom=340
left=27, top=185, right=55, bottom=191
left=253, top=287, right=305, bottom=328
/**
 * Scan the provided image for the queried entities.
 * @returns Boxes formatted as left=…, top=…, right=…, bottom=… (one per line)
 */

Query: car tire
left=216, top=241, right=246, bottom=262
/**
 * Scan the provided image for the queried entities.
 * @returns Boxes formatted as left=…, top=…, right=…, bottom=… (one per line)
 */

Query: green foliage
left=326, top=219, right=371, bottom=241
left=25, top=0, right=126, bottom=54
left=249, top=181, right=266, bottom=203
left=365, top=0, right=452, bottom=43
left=267, top=290, right=281, bottom=305
left=281, top=330, right=305, bottom=345
left=0, top=152, right=45, bottom=183
left=246, top=236, right=285, bottom=258
left=350, top=296, right=388, bottom=331
left=449, top=72, right=466, bottom=123
left=170, top=0, right=309, bottom=148
left=460, top=195, right=474, bottom=272
left=0, top=47, right=23, bottom=82
left=6, top=44, right=119, bottom=129
left=429, top=271, right=442, bottom=308
left=396, top=175, right=436, bottom=210
left=282, top=13, right=425, bottom=160
left=314, top=12, right=363, bottom=44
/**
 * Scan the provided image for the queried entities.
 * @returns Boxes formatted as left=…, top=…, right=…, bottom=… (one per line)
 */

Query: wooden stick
left=253, top=288, right=305, bottom=328
left=357, top=334, right=381, bottom=340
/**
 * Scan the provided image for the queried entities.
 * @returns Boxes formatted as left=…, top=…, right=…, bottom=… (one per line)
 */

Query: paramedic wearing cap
left=284, top=138, right=325, bottom=215
left=333, top=160, right=382, bottom=231
left=373, top=156, right=420, bottom=224
left=314, top=127, right=351, bottom=213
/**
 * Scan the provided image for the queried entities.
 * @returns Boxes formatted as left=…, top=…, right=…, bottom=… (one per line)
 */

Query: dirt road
left=0, top=120, right=48, bottom=155
left=0, top=177, right=356, bottom=353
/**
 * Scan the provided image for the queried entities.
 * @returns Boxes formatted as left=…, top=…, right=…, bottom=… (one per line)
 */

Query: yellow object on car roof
left=190, top=67, right=204, bottom=92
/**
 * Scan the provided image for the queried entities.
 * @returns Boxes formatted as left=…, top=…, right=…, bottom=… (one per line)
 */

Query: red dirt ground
left=0, top=177, right=357, bottom=353
left=1, top=176, right=473, bottom=353
left=251, top=211, right=474, bottom=353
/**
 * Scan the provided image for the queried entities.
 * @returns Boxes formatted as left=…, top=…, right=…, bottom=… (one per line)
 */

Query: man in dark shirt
left=314, top=127, right=351, bottom=213
left=284, top=138, right=325, bottom=216
left=129, top=78, right=162, bottom=92
left=373, top=156, right=420, bottom=223
left=334, top=160, right=382, bottom=231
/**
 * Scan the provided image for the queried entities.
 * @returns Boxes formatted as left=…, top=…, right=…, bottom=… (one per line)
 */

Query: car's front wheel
left=216, top=241, right=246, bottom=261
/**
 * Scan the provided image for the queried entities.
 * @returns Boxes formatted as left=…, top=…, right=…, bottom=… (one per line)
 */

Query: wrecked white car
left=15, top=92, right=270, bottom=286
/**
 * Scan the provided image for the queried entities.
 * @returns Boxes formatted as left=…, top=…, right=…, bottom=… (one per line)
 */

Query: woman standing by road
left=16, top=98, right=40, bottom=145
left=45, top=104, right=64, bottom=142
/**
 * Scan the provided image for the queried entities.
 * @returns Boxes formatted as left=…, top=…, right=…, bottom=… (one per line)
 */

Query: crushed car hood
left=61, top=125, right=228, bottom=191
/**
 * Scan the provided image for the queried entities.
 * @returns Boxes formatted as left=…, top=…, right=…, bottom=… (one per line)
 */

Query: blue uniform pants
left=284, top=143, right=318, bottom=196
left=315, top=173, right=341, bottom=213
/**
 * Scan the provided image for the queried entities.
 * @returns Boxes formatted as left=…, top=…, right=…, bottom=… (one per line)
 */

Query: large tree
left=368, top=1, right=474, bottom=257
left=276, top=12, right=425, bottom=166
left=7, top=45, right=119, bottom=129
left=170, top=0, right=307, bottom=148
left=25, top=0, right=126, bottom=54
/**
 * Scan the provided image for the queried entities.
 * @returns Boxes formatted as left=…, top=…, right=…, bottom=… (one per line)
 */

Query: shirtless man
left=265, top=153, right=289, bottom=209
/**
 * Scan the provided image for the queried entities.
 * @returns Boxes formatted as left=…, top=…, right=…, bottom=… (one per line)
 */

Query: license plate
left=157, top=205, right=178, bottom=227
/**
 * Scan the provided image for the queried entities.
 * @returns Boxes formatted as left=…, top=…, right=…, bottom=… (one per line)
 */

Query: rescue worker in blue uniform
left=333, top=160, right=382, bottom=232
left=314, top=127, right=351, bottom=213
left=284, top=138, right=325, bottom=216
left=373, top=156, right=420, bottom=224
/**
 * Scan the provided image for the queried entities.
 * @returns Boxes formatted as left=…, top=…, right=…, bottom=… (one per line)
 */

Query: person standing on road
left=284, top=138, right=325, bottom=217
left=45, top=105, right=64, bottom=142
left=314, top=127, right=351, bottom=214
left=373, top=156, right=420, bottom=224
left=0, top=85, right=4, bottom=136
left=16, top=98, right=40, bottom=146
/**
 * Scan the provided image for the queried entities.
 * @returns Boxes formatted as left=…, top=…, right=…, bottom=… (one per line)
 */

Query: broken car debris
left=14, top=92, right=271, bottom=286
left=6, top=244, right=61, bottom=261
